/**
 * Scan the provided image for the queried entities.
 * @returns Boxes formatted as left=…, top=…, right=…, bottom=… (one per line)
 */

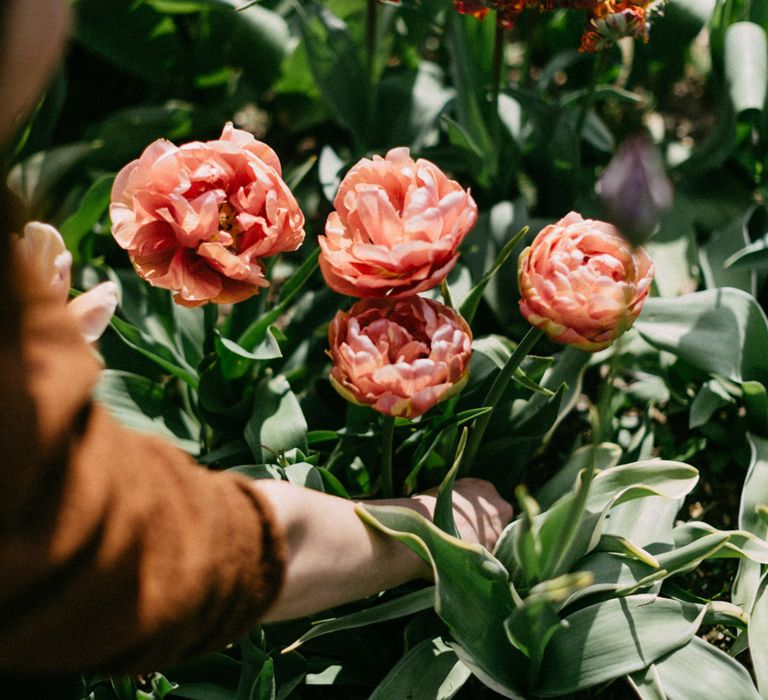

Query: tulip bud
left=598, top=133, right=673, bottom=247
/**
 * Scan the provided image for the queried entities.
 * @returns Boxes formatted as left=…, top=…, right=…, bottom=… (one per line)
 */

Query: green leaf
left=283, top=587, right=434, bottom=653
left=535, top=595, right=706, bottom=696
left=627, top=664, right=668, bottom=700
left=357, top=504, right=526, bottom=698
left=94, top=370, right=199, bottom=452
left=433, top=428, right=467, bottom=538
left=699, top=206, right=758, bottom=292
left=536, top=443, right=622, bottom=510
left=690, top=381, right=730, bottom=429
left=59, top=175, right=114, bottom=261
left=369, top=637, right=471, bottom=700
left=749, top=572, right=768, bottom=696
left=497, top=460, right=698, bottom=583
left=237, top=248, right=320, bottom=350
left=725, top=206, right=768, bottom=272
left=734, top=433, right=768, bottom=609
left=636, top=288, right=768, bottom=386
left=459, top=226, right=528, bottom=324
left=245, top=376, right=308, bottom=464
left=296, top=2, right=368, bottom=148
left=649, top=637, right=760, bottom=699
left=109, top=315, right=199, bottom=388
left=725, top=22, right=768, bottom=116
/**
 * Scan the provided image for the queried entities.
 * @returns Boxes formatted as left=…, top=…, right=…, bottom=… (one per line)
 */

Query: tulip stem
left=574, top=49, right=608, bottom=139
left=380, top=415, right=396, bottom=498
left=491, top=21, right=505, bottom=109
left=461, top=326, right=543, bottom=476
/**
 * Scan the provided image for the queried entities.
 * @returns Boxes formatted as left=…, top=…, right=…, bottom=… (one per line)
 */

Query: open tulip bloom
left=110, top=123, right=305, bottom=307
left=327, top=297, right=473, bottom=420
left=318, top=148, right=478, bottom=299
left=518, top=212, right=654, bottom=351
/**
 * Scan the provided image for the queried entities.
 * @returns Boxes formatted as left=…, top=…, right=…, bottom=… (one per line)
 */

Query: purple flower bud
left=599, top=133, right=673, bottom=246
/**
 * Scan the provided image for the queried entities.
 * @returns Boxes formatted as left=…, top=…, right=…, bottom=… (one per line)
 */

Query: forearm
left=256, top=480, right=429, bottom=622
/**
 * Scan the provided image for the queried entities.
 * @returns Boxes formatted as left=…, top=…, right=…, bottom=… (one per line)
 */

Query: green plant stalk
left=461, top=326, right=543, bottom=475
left=574, top=49, right=609, bottom=139
left=491, top=20, right=505, bottom=111
left=381, top=414, right=396, bottom=498
left=365, top=0, right=378, bottom=140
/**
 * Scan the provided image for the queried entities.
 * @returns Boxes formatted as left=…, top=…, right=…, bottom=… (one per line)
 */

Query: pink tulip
left=14, top=222, right=118, bottom=342
left=518, top=212, right=654, bottom=351
left=328, top=297, right=473, bottom=419
left=110, top=123, right=305, bottom=307
left=318, top=148, right=477, bottom=299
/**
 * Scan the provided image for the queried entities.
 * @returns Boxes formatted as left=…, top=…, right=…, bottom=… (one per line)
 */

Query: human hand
left=374, top=478, right=513, bottom=552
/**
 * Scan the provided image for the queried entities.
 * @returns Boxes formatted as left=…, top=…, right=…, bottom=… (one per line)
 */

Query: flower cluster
left=110, top=123, right=305, bottom=307
left=517, top=212, right=654, bottom=351
left=320, top=148, right=476, bottom=418
left=453, top=0, right=665, bottom=51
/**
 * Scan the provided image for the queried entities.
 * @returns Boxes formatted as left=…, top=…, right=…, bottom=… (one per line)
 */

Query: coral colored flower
left=319, top=148, right=477, bottom=299
left=14, top=222, right=118, bottom=342
left=518, top=212, right=654, bottom=352
left=328, top=297, right=473, bottom=419
left=110, top=123, right=305, bottom=307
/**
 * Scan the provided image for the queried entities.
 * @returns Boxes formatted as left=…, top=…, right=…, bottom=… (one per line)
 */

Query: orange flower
left=110, top=123, right=305, bottom=307
left=14, top=222, right=118, bottom=342
left=580, top=0, right=652, bottom=52
left=328, top=297, right=472, bottom=418
left=319, top=148, right=477, bottom=299
left=518, top=212, right=654, bottom=351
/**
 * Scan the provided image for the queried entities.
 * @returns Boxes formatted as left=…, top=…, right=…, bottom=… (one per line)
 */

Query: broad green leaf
left=734, top=433, right=768, bottom=609
left=722, top=205, right=768, bottom=276
left=725, top=22, right=768, bottom=115
left=536, top=443, right=622, bottom=510
left=284, top=587, right=434, bottom=653
left=109, top=315, right=199, bottom=388
left=749, top=572, right=768, bottom=696
left=689, top=381, right=730, bottom=429
left=627, top=664, right=668, bottom=700
left=163, top=653, right=240, bottom=700
left=699, top=207, right=757, bottom=293
left=650, top=637, right=760, bottom=699
left=636, top=288, right=768, bottom=386
left=94, top=370, right=199, bottom=452
left=375, top=62, right=455, bottom=151
left=671, top=521, right=768, bottom=564
left=497, top=460, right=698, bottom=583
left=245, top=376, right=308, bottom=463
left=369, top=637, right=471, bottom=700
left=535, top=595, right=705, bottom=696
left=283, top=463, right=324, bottom=492
left=59, top=175, right=114, bottom=261
left=445, top=11, right=494, bottom=166
left=296, top=3, right=368, bottom=148
left=602, top=496, right=681, bottom=548
left=8, top=141, right=96, bottom=212
left=357, top=504, right=526, bottom=697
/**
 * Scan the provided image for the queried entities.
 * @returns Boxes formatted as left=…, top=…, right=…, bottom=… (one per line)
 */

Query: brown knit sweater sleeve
left=0, top=273, right=286, bottom=674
